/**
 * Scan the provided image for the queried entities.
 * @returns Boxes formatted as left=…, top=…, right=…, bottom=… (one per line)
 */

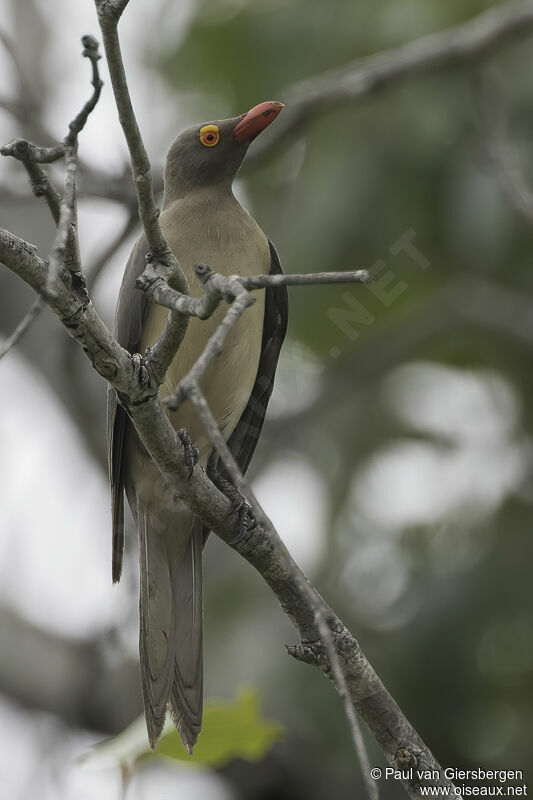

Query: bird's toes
left=130, top=352, right=150, bottom=387
left=228, top=500, right=254, bottom=546
left=177, top=427, right=200, bottom=479
left=208, top=471, right=254, bottom=546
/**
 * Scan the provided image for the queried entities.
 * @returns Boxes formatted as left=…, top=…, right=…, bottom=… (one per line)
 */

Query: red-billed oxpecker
left=108, top=101, right=287, bottom=751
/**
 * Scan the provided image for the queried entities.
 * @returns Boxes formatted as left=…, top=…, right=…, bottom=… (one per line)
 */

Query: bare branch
left=1, top=36, right=104, bottom=297
left=95, top=0, right=189, bottom=381
left=0, top=138, right=65, bottom=163
left=46, top=144, right=80, bottom=295
left=141, top=263, right=369, bottom=409
left=0, top=9, right=465, bottom=794
left=152, top=263, right=371, bottom=522
left=246, top=0, right=533, bottom=168
left=186, top=373, right=379, bottom=800
left=163, top=269, right=257, bottom=411
left=0, top=296, right=44, bottom=361
left=112, top=0, right=131, bottom=17
left=314, top=606, right=378, bottom=800
left=67, top=35, right=103, bottom=144
left=0, top=220, right=454, bottom=797
left=0, top=227, right=131, bottom=388
left=151, top=260, right=378, bottom=798
left=46, top=36, right=103, bottom=296
left=139, top=263, right=370, bottom=322
left=181, top=367, right=379, bottom=800
left=94, top=2, right=178, bottom=271
left=242, top=268, right=371, bottom=289
left=22, top=162, right=62, bottom=224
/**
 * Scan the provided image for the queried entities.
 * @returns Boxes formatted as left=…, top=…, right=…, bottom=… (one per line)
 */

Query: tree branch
left=0, top=12, right=463, bottom=797
left=1, top=35, right=103, bottom=297
left=95, top=0, right=189, bottom=384
left=0, top=296, right=44, bottom=361
left=137, top=259, right=453, bottom=798
left=0, top=216, right=457, bottom=797
left=46, top=35, right=103, bottom=296
left=246, top=0, right=533, bottom=168
left=314, top=605, right=378, bottom=800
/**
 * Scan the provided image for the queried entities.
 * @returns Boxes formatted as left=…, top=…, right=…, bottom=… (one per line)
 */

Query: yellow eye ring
left=199, top=124, right=219, bottom=147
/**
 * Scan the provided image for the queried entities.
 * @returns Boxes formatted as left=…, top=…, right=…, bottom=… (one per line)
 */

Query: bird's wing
left=108, top=236, right=150, bottom=582
left=225, top=238, right=288, bottom=475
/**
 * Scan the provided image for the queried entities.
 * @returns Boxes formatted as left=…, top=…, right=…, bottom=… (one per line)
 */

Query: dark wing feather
left=108, top=236, right=150, bottom=582
left=226, top=239, right=288, bottom=475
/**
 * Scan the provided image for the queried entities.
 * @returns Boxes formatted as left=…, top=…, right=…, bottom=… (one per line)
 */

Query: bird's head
left=163, top=101, right=284, bottom=203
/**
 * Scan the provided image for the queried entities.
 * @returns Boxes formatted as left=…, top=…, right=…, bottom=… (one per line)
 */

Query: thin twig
left=95, top=0, right=189, bottom=379
left=182, top=363, right=379, bottom=800
left=140, top=264, right=369, bottom=334
left=46, top=143, right=79, bottom=295
left=0, top=138, right=65, bottom=164
left=159, top=265, right=370, bottom=409
left=315, top=606, right=379, bottom=800
left=0, top=296, right=44, bottom=361
left=1, top=36, right=103, bottom=297
left=242, top=269, right=370, bottom=289
left=45, top=35, right=103, bottom=296
left=94, top=2, right=178, bottom=269
left=67, top=35, right=103, bottom=144
left=22, top=162, right=61, bottom=224
left=163, top=270, right=257, bottom=410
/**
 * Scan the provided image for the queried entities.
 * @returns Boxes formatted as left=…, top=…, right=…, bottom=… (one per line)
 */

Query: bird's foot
left=130, top=352, right=151, bottom=388
left=177, top=428, right=200, bottom=479
left=208, top=471, right=254, bottom=546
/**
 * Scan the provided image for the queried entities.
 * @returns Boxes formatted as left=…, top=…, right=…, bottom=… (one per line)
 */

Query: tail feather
left=169, top=519, right=203, bottom=752
left=138, top=503, right=203, bottom=751
left=111, top=496, right=124, bottom=585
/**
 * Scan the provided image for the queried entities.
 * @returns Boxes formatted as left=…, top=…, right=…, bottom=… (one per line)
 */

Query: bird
left=107, top=101, right=288, bottom=753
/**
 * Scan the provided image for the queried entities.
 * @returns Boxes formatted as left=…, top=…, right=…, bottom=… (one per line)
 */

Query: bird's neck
left=162, top=175, right=234, bottom=209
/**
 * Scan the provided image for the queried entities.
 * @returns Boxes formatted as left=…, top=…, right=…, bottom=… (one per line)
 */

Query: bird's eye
left=199, top=125, right=220, bottom=147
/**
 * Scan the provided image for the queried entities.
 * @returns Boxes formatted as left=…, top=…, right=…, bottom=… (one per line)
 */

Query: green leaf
left=80, top=687, right=284, bottom=774
left=154, top=687, right=284, bottom=767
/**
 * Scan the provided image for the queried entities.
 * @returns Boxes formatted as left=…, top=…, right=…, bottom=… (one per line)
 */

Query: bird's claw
left=228, top=501, right=254, bottom=547
left=208, top=471, right=254, bottom=546
left=131, top=353, right=150, bottom=387
left=177, top=428, right=200, bottom=479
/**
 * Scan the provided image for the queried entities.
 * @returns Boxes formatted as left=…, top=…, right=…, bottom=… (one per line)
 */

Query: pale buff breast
left=139, top=190, right=268, bottom=463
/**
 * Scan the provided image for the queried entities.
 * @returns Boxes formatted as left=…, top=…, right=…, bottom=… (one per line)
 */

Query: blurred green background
left=1, top=0, right=533, bottom=798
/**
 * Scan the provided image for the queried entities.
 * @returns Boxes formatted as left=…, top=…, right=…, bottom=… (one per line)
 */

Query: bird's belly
left=141, top=297, right=265, bottom=460
left=139, top=229, right=268, bottom=464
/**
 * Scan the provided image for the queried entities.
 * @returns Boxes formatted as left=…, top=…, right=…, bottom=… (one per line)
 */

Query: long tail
left=137, top=503, right=203, bottom=751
